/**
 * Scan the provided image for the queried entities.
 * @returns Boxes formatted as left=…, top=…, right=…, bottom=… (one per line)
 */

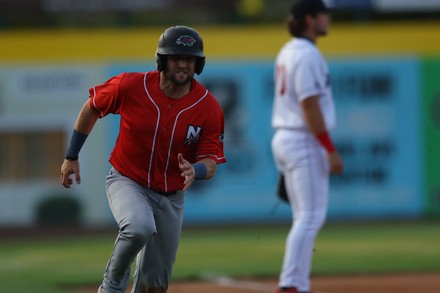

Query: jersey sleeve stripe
left=197, top=154, right=227, bottom=163
left=90, top=87, right=105, bottom=118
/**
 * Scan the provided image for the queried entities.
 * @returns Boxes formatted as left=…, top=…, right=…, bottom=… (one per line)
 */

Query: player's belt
left=111, top=167, right=178, bottom=196
left=157, top=191, right=177, bottom=196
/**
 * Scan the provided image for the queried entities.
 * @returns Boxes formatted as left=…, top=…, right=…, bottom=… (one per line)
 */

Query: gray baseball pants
left=101, top=167, right=185, bottom=293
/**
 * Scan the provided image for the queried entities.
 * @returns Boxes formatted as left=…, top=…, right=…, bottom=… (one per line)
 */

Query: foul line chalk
left=213, top=276, right=275, bottom=292
left=212, top=276, right=329, bottom=293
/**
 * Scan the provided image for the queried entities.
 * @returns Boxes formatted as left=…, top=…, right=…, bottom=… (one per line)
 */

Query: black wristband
left=65, top=129, right=88, bottom=161
left=65, top=155, right=79, bottom=161
left=193, top=162, right=208, bottom=180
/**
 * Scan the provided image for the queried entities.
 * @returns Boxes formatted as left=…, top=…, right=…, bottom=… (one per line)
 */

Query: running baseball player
left=271, top=1, right=343, bottom=292
left=60, top=25, right=226, bottom=293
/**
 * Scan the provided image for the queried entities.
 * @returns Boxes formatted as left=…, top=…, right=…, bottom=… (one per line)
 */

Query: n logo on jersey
left=184, top=125, right=202, bottom=145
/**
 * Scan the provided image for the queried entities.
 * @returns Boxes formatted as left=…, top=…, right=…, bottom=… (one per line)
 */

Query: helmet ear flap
left=156, top=54, right=167, bottom=72
left=195, top=57, right=205, bottom=75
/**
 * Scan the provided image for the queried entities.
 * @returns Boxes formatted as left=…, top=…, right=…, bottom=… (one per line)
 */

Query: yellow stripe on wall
left=1, top=22, right=439, bottom=62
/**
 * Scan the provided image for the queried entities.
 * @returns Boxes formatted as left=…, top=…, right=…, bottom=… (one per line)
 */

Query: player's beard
left=315, top=24, right=328, bottom=36
left=167, top=71, right=193, bottom=86
left=317, top=29, right=328, bottom=36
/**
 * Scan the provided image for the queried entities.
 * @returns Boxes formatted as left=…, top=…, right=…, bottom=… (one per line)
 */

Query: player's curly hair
left=287, top=15, right=307, bottom=37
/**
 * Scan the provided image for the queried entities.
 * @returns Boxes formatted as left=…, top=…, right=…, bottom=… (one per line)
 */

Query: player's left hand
left=60, top=159, right=81, bottom=188
left=178, top=153, right=195, bottom=190
left=328, top=151, right=344, bottom=174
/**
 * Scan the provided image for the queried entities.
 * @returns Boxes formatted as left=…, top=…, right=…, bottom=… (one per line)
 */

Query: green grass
left=0, top=235, right=114, bottom=293
left=0, top=221, right=440, bottom=293
left=314, top=221, right=440, bottom=274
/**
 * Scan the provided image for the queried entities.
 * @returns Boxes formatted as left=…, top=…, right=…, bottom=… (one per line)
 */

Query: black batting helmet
left=156, top=25, right=206, bottom=75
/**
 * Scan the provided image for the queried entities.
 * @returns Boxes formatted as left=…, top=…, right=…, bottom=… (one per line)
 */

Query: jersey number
left=275, top=65, right=287, bottom=96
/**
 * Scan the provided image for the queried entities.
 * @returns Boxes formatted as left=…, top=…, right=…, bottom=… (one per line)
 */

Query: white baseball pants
left=272, top=129, right=329, bottom=292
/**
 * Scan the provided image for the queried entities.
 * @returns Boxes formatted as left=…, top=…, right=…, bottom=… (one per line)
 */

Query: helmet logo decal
left=176, top=35, right=196, bottom=47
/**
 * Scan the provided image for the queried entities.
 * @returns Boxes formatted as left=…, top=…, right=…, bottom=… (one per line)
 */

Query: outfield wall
left=0, top=22, right=439, bottom=226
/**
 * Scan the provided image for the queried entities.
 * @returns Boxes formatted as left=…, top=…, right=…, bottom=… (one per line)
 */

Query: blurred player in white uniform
left=271, top=0, right=343, bottom=292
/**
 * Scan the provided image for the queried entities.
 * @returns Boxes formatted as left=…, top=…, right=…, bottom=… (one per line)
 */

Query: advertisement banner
left=329, top=57, right=423, bottom=219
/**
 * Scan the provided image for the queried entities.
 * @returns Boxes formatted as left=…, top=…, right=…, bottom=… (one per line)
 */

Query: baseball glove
left=277, top=173, right=289, bottom=203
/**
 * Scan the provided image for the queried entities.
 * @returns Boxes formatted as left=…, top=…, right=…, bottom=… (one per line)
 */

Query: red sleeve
left=89, top=73, right=124, bottom=118
left=196, top=98, right=227, bottom=164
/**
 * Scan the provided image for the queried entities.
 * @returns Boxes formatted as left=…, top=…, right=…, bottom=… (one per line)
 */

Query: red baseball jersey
left=89, top=71, right=226, bottom=192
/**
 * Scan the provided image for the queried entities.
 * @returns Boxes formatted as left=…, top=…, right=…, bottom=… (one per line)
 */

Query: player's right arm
left=73, top=100, right=100, bottom=134
left=301, top=96, right=343, bottom=174
left=60, top=101, right=100, bottom=188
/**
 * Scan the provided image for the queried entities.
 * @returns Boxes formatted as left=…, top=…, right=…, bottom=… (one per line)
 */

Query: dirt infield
left=79, top=273, right=440, bottom=293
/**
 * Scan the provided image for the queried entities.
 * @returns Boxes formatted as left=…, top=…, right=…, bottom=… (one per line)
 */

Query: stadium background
left=1, top=1, right=440, bottom=293
left=0, top=0, right=440, bottom=227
